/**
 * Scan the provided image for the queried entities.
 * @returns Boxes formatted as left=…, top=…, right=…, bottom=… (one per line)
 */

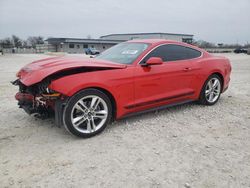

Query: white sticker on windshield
left=121, top=50, right=138, bottom=55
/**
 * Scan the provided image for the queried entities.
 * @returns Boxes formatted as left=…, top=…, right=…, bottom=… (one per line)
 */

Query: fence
left=1, top=48, right=36, bottom=54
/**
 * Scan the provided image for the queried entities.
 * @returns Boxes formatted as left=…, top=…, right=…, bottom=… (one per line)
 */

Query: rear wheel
left=199, top=74, right=222, bottom=105
left=63, top=89, right=112, bottom=138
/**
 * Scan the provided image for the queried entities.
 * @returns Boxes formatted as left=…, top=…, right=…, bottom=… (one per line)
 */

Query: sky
left=0, top=0, right=249, bottom=44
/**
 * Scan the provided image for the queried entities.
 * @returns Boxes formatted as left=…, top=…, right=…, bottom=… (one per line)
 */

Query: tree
left=0, top=38, right=13, bottom=48
left=243, top=43, right=250, bottom=48
left=21, top=40, right=28, bottom=48
left=27, top=36, right=44, bottom=48
left=11, top=35, right=22, bottom=48
left=194, top=40, right=216, bottom=48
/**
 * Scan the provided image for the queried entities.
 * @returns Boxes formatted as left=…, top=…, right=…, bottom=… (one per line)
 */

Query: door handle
left=183, top=67, right=192, bottom=71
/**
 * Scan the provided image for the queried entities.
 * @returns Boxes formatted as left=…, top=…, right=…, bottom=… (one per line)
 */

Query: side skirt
left=120, top=99, right=194, bottom=119
left=125, top=91, right=194, bottom=109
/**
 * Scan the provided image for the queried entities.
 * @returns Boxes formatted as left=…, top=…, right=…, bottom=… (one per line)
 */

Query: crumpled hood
left=17, top=56, right=127, bottom=86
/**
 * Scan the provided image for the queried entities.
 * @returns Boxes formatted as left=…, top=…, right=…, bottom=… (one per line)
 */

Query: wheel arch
left=84, top=87, right=117, bottom=120
left=50, top=77, right=118, bottom=120
left=198, top=71, right=225, bottom=100
left=210, top=72, right=224, bottom=90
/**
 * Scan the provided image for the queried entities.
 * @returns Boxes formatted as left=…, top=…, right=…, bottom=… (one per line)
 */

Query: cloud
left=0, top=0, right=249, bottom=44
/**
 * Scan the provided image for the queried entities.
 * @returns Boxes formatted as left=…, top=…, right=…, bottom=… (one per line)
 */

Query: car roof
left=126, top=39, right=209, bottom=57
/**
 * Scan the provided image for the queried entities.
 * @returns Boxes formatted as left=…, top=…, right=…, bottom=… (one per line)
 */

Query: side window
left=142, top=45, right=168, bottom=63
left=142, top=44, right=201, bottom=63
left=184, top=47, right=202, bottom=59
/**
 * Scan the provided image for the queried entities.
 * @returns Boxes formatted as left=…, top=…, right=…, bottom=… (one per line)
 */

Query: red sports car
left=13, top=39, right=231, bottom=138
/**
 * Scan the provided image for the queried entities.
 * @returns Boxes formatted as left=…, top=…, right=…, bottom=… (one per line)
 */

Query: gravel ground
left=0, top=53, right=250, bottom=188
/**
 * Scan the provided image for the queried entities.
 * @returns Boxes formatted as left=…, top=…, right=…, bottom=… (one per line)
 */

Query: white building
left=44, top=38, right=125, bottom=53
left=100, top=32, right=193, bottom=44
left=43, top=32, right=193, bottom=54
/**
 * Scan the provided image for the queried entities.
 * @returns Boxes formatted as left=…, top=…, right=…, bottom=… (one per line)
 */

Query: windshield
left=96, top=42, right=149, bottom=64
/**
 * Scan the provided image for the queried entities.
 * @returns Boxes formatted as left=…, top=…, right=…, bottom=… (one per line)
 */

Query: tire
left=63, top=89, right=112, bottom=138
left=198, top=74, right=222, bottom=105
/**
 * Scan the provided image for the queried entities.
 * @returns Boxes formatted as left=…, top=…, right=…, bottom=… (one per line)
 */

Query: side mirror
left=144, top=57, right=163, bottom=66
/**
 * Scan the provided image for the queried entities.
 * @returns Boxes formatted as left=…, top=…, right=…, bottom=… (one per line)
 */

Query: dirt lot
left=0, top=53, right=250, bottom=188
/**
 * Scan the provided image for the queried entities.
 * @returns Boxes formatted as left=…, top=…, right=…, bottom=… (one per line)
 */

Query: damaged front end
left=12, top=56, right=127, bottom=127
left=12, top=79, right=67, bottom=126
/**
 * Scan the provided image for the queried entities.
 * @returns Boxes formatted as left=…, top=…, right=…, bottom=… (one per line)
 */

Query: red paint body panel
left=49, top=67, right=135, bottom=118
left=16, top=40, right=232, bottom=119
left=18, top=56, right=126, bottom=86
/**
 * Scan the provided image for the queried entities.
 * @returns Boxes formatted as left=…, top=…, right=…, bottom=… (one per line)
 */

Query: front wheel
left=63, top=89, right=112, bottom=138
left=199, top=74, right=222, bottom=105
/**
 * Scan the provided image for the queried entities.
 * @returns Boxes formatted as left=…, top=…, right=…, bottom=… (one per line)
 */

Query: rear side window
left=184, top=46, right=202, bottom=59
left=142, top=44, right=201, bottom=63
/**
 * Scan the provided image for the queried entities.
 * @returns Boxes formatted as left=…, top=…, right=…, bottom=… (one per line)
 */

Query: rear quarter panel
left=191, top=54, right=231, bottom=99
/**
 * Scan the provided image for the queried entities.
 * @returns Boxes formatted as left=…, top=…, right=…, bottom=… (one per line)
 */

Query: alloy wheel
left=70, top=95, right=108, bottom=134
left=205, top=77, right=221, bottom=103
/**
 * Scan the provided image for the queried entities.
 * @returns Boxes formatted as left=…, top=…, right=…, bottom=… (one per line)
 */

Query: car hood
left=17, top=56, right=127, bottom=86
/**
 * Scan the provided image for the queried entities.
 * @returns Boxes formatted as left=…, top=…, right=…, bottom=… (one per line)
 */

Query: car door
left=133, top=44, right=200, bottom=109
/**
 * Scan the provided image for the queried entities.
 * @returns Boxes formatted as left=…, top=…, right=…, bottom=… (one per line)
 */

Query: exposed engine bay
left=12, top=54, right=127, bottom=130
left=12, top=78, right=63, bottom=118
left=12, top=67, right=113, bottom=125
